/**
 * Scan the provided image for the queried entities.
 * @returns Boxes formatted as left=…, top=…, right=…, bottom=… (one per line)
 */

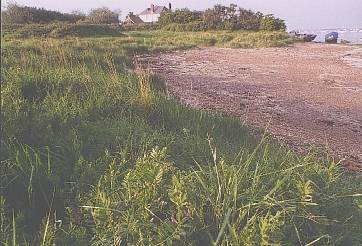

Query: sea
left=296, top=28, right=362, bottom=44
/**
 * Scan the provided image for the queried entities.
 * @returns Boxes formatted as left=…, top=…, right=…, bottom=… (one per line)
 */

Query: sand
left=143, top=43, right=362, bottom=171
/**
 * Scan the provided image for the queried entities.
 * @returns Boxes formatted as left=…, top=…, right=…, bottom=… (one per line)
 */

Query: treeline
left=159, top=4, right=286, bottom=31
left=1, top=3, right=119, bottom=24
left=2, top=3, right=286, bottom=32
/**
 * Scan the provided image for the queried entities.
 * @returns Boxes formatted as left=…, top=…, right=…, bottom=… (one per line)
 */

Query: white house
left=138, top=3, right=171, bottom=23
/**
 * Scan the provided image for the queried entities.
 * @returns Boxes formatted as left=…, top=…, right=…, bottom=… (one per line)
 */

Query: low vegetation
left=1, top=27, right=361, bottom=245
left=1, top=2, right=362, bottom=244
left=2, top=23, right=123, bottom=39
left=2, top=25, right=295, bottom=48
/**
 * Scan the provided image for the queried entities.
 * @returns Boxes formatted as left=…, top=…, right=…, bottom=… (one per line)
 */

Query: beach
left=146, top=43, right=362, bottom=169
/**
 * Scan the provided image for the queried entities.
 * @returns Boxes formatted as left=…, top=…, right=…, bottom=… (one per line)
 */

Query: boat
left=289, top=31, right=317, bottom=42
left=325, top=32, right=338, bottom=43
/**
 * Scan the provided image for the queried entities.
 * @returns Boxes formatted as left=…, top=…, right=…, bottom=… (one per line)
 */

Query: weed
left=1, top=30, right=361, bottom=245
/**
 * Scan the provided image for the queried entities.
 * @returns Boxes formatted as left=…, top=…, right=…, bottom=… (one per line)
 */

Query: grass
left=2, top=23, right=296, bottom=48
left=1, top=30, right=361, bottom=245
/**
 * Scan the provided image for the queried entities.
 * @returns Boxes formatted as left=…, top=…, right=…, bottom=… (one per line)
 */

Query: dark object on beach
left=341, top=39, right=350, bottom=44
left=289, top=31, right=317, bottom=42
left=325, top=32, right=338, bottom=43
left=301, top=34, right=317, bottom=42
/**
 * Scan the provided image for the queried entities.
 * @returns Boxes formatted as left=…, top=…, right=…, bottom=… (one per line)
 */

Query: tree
left=1, top=3, right=85, bottom=24
left=86, top=7, right=119, bottom=24
left=260, top=14, right=286, bottom=31
left=1, top=3, right=32, bottom=24
left=202, top=8, right=222, bottom=29
left=159, top=9, right=201, bottom=26
left=156, top=3, right=287, bottom=32
left=238, top=8, right=262, bottom=30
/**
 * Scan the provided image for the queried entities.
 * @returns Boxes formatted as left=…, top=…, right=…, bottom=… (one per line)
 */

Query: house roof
left=139, top=5, right=168, bottom=15
left=125, top=15, right=144, bottom=24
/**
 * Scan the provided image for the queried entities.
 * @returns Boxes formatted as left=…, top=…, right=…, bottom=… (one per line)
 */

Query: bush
left=2, top=23, right=54, bottom=38
left=162, top=21, right=208, bottom=32
left=227, top=31, right=294, bottom=48
left=159, top=9, right=202, bottom=26
left=2, top=23, right=122, bottom=38
left=260, top=14, right=286, bottom=31
left=122, top=23, right=160, bottom=32
left=158, top=4, right=285, bottom=32
left=1, top=3, right=85, bottom=24
left=86, top=7, right=119, bottom=24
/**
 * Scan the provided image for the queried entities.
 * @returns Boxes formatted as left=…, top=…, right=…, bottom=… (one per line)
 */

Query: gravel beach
left=145, top=43, right=362, bottom=170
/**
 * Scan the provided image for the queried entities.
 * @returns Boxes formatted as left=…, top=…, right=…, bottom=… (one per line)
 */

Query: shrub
left=238, top=8, right=263, bottom=30
left=1, top=3, right=85, bottom=24
left=162, top=21, right=208, bottom=32
left=159, top=9, right=202, bottom=26
left=2, top=23, right=54, bottom=38
left=260, top=14, right=286, bottom=31
left=158, top=4, right=285, bottom=32
left=122, top=23, right=160, bottom=32
left=86, top=7, right=119, bottom=24
left=2, top=23, right=122, bottom=38
left=226, top=32, right=294, bottom=48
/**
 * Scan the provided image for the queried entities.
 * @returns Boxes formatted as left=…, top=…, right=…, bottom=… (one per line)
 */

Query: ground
left=144, top=43, right=362, bottom=170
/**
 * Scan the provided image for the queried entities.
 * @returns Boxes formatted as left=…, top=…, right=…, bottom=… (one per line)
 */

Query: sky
left=3, top=0, right=362, bottom=30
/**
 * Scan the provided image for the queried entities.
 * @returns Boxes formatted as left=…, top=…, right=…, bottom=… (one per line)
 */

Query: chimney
left=151, top=4, right=155, bottom=13
left=169, top=3, right=172, bottom=11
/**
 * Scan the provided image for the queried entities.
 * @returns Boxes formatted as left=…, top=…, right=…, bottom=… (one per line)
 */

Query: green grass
left=1, top=31, right=361, bottom=245
left=2, top=23, right=296, bottom=48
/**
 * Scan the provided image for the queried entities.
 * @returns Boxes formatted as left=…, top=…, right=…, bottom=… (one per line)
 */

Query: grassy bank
left=2, top=23, right=295, bottom=48
left=1, top=31, right=361, bottom=245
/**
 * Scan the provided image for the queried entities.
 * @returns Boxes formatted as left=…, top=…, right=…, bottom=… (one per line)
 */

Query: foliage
left=1, top=30, right=360, bottom=245
left=121, top=23, right=161, bottom=32
left=203, top=4, right=239, bottom=30
left=238, top=8, right=263, bottom=30
left=2, top=3, right=287, bottom=33
left=260, top=14, right=287, bottom=31
left=1, top=3, right=85, bottom=24
left=158, top=4, right=283, bottom=31
left=162, top=21, right=209, bottom=32
left=85, top=7, right=119, bottom=24
left=2, top=23, right=122, bottom=38
left=226, top=31, right=294, bottom=48
left=159, top=8, right=202, bottom=26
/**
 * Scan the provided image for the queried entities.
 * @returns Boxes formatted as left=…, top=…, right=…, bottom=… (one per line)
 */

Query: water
left=297, top=28, right=362, bottom=44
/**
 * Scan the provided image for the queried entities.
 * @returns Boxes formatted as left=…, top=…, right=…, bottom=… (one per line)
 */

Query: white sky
left=3, top=0, right=362, bottom=29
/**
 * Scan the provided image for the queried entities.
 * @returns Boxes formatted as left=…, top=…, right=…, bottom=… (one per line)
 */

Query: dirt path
left=144, top=43, right=362, bottom=169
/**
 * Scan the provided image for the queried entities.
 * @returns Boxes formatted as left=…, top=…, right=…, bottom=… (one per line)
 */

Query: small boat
left=325, top=32, right=338, bottom=43
left=289, top=31, right=317, bottom=42
left=300, top=34, right=317, bottom=42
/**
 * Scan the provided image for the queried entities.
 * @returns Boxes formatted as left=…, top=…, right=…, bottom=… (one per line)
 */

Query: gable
left=126, top=15, right=144, bottom=24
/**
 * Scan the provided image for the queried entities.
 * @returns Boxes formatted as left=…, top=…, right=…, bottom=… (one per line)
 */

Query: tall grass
left=1, top=32, right=361, bottom=245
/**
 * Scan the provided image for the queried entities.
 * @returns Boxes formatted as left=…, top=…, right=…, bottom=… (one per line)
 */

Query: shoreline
left=146, top=43, right=362, bottom=170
